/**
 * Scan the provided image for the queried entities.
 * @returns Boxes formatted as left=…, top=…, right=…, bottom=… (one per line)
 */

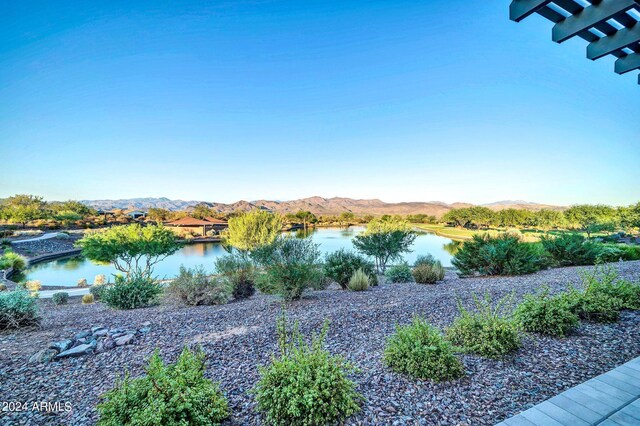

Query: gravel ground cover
left=10, top=237, right=80, bottom=258
left=1, top=261, right=640, bottom=425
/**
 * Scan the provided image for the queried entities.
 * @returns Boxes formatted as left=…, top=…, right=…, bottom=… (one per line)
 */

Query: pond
left=21, top=227, right=456, bottom=286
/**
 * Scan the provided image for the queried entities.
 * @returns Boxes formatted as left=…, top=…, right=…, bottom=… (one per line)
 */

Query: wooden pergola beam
left=510, top=0, right=552, bottom=22
left=587, top=25, right=640, bottom=60
left=615, top=52, right=640, bottom=74
left=552, top=0, right=638, bottom=43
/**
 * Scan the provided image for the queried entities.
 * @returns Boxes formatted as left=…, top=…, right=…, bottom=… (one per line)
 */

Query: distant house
left=165, top=216, right=228, bottom=237
left=122, top=209, right=147, bottom=219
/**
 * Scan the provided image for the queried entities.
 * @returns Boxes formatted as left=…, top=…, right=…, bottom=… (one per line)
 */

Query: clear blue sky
left=1, top=1, right=638, bottom=206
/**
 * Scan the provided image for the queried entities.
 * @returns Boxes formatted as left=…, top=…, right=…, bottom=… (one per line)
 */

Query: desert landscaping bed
left=2, top=261, right=640, bottom=425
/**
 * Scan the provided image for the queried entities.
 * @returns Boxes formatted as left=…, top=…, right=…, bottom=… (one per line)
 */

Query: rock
left=138, top=327, right=150, bottom=334
left=55, top=343, right=94, bottom=359
left=141, top=321, right=151, bottom=327
left=75, top=331, right=90, bottom=340
left=48, top=339, right=73, bottom=353
left=91, top=326, right=105, bottom=334
left=115, top=334, right=134, bottom=346
left=96, top=340, right=104, bottom=353
left=77, top=337, right=86, bottom=344
left=103, top=338, right=116, bottom=350
left=29, top=349, right=58, bottom=364
left=93, top=329, right=108, bottom=337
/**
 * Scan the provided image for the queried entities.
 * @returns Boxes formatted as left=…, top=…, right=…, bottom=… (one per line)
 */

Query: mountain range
left=80, top=197, right=564, bottom=217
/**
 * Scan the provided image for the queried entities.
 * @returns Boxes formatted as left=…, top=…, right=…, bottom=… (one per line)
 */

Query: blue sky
left=1, top=1, right=638, bottom=206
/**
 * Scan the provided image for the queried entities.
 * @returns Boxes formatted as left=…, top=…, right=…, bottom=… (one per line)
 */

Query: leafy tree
left=352, top=217, right=416, bottom=273
left=339, top=211, right=355, bottom=225
left=191, top=203, right=215, bottom=219
left=495, top=208, right=532, bottom=228
left=51, top=200, right=95, bottom=217
left=295, top=210, right=317, bottom=229
left=407, top=214, right=436, bottom=224
left=77, top=224, right=181, bottom=279
left=147, top=208, right=172, bottom=223
left=531, top=209, right=565, bottom=230
left=224, top=210, right=283, bottom=253
left=564, top=204, right=617, bottom=238
left=1, top=194, right=47, bottom=227
left=441, top=207, right=494, bottom=229
left=618, top=202, right=640, bottom=230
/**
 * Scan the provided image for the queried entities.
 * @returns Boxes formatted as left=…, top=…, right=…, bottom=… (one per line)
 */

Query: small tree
left=352, top=217, right=416, bottom=273
left=564, top=204, right=617, bottom=238
left=77, top=224, right=181, bottom=279
left=252, top=236, right=323, bottom=301
left=1, top=194, right=47, bottom=228
left=224, top=210, right=283, bottom=253
left=295, top=210, right=317, bottom=229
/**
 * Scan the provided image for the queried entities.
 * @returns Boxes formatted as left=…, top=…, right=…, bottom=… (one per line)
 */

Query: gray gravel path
left=1, top=261, right=640, bottom=425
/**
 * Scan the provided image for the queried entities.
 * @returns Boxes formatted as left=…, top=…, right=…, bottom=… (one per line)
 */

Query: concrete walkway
left=11, top=232, right=62, bottom=243
left=497, top=356, right=640, bottom=426
left=39, top=287, right=90, bottom=299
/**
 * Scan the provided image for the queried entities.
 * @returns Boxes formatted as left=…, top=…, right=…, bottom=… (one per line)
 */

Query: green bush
left=90, top=283, right=111, bottom=301
left=167, top=266, right=231, bottom=306
left=0, top=290, right=39, bottom=329
left=252, top=311, right=362, bottom=426
left=214, top=253, right=256, bottom=299
left=540, top=233, right=621, bottom=266
left=347, top=268, right=370, bottom=291
left=97, top=347, right=229, bottom=426
left=82, top=294, right=95, bottom=304
left=52, top=292, right=70, bottom=305
left=452, top=234, right=548, bottom=276
left=383, top=317, right=464, bottom=381
left=323, top=249, right=376, bottom=289
left=616, top=244, right=640, bottom=261
left=412, top=261, right=445, bottom=284
left=252, top=237, right=323, bottom=301
left=102, top=275, right=162, bottom=310
left=385, top=262, right=413, bottom=283
left=0, top=250, right=27, bottom=271
left=414, top=254, right=437, bottom=267
left=559, top=286, right=620, bottom=323
left=514, top=287, right=579, bottom=337
left=579, top=266, right=640, bottom=310
left=446, top=293, right=521, bottom=358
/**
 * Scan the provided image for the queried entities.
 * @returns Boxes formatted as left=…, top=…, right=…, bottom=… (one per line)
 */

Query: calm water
left=22, top=227, right=455, bottom=286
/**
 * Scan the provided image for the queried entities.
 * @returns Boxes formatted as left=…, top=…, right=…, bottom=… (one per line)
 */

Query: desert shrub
left=214, top=253, right=256, bottom=299
left=252, top=237, right=323, bottom=301
left=452, top=234, right=548, bottom=276
left=0, top=284, right=6, bottom=292
left=24, top=280, right=42, bottom=292
left=323, top=249, right=376, bottom=289
left=383, top=317, right=464, bottom=381
left=0, top=238, right=11, bottom=248
left=82, top=294, right=95, bottom=304
left=102, top=275, right=162, bottom=309
left=412, top=261, right=445, bottom=284
left=77, top=278, right=88, bottom=288
left=446, top=293, right=521, bottom=358
left=579, top=266, right=640, bottom=310
left=414, top=254, right=437, bottom=268
left=167, top=265, right=232, bottom=306
left=385, top=262, right=413, bottom=283
left=0, top=290, right=39, bottom=329
left=97, top=347, right=229, bottom=426
left=352, top=217, right=416, bottom=273
left=94, top=274, right=107, bottom=285
left=558, top=286, right=620, bottom=323
left=0, top=250, right=27, bottom=271
left=90, top=283, right=111, bottom=301
left=52, top=292, right=69, bottom=305
left=541, top=233, right=621, bottom=266
left=514, top=287, right=579, bottom=337
left=252, top=311, right=362, bottom=426
left=347, top=268, right=370, bottom=291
